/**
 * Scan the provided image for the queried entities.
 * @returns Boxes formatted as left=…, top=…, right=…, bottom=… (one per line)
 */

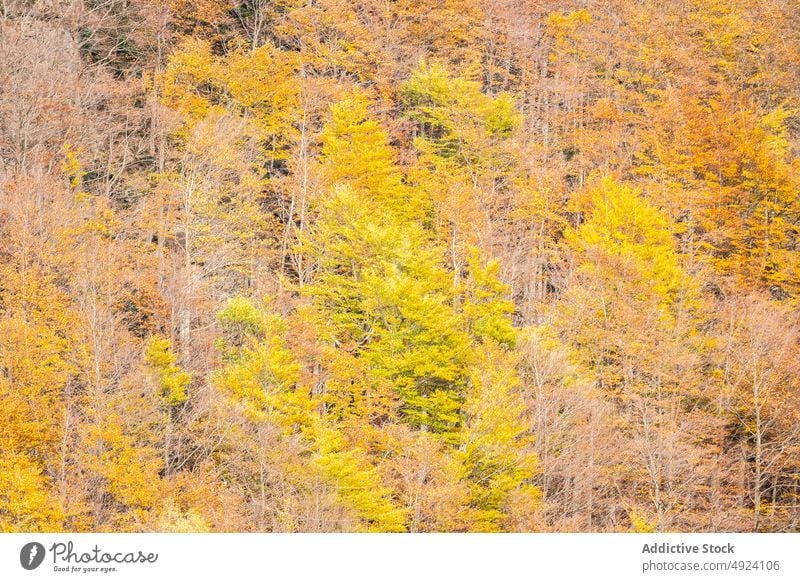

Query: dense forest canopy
left=0, top=0, right=798, bottom=532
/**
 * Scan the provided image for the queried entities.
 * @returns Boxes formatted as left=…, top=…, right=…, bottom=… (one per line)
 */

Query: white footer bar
left=1, top=533, right=797, bottom=581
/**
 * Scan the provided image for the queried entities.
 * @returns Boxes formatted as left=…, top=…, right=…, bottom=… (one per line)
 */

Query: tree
left=717, top=295, right=800, bottom=530
left=212, top=296, right=406, bottom=531
left=556, top=176, right=720, bottom=530
left=308, top=91, right=469, bottom=436
left=401, top=62, right=523, bottom=275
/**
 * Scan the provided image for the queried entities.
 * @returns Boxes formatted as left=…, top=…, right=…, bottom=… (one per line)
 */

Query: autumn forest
left=1, top=0, right=799, bottom=533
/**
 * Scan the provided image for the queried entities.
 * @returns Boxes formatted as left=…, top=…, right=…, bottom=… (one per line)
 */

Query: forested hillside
left=1, top=0, right=799, bottom=533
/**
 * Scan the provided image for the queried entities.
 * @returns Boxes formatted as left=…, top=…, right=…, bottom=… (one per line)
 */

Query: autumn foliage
left=0, top=0, right=798, bottom=532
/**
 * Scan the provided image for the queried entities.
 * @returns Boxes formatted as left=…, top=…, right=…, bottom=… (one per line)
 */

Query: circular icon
left=20, top=542, right=46, bottom=570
